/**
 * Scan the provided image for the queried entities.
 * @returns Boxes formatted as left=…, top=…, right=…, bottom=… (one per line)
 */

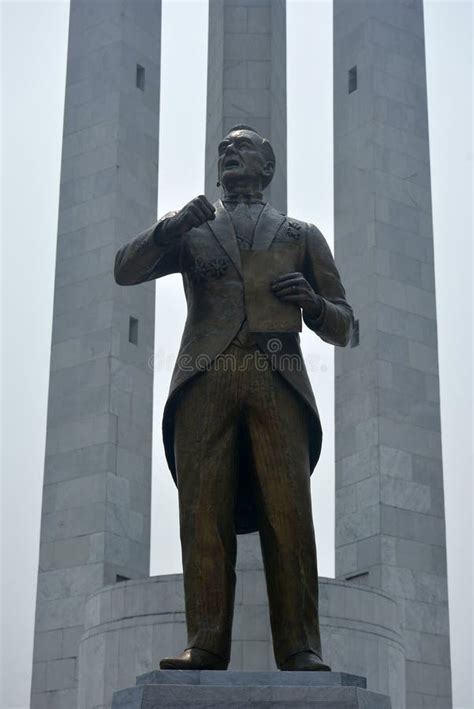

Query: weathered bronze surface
left=114, top=125, right=353, bottom=671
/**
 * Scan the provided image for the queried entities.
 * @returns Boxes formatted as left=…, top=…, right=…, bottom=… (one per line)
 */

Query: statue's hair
left=225, top=124, right=276, bottom=188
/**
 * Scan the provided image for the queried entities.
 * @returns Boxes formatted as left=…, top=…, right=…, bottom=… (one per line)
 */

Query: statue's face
left=217, top=129, right=272, bottom=190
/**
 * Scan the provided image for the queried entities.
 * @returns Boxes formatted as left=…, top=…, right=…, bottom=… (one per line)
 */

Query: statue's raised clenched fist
left=168, top=195, right=216, bottom=235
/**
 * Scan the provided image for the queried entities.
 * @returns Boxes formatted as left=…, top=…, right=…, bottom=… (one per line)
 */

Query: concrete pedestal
left=79, top=572, right=405, bottom=709
left=112, top=670, right=392, bottom=708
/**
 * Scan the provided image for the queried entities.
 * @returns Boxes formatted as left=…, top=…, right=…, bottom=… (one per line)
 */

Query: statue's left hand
left=271, top=272, right=323, bottom=320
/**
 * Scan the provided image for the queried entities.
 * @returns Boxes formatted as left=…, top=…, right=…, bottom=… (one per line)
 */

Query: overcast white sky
left=1, top=1, right=472, bottom=707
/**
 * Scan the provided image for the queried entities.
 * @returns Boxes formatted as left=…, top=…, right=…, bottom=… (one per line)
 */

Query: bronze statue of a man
left=114, top=125, right=353, bottom=672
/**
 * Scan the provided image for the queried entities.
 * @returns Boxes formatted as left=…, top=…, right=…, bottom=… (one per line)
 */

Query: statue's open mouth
left=224, top=159, right=240, bottom=168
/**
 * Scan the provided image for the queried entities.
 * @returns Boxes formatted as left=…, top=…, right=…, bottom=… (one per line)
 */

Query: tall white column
left=30, top=2, right=161, bottom=706
left=205, top=0, right=287, bottom=212
left=333, top=2, right=451, bottom=706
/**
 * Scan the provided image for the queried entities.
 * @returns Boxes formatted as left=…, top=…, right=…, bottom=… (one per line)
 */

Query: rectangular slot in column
left=129, top=316, right=139, bottom=345
left=136, top=64, right=145, bottom=91
left=348, top=66, right=357, bottom=93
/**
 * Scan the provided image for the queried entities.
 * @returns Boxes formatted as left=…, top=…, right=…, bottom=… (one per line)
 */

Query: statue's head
left=217, top=125, right=275, bottom=194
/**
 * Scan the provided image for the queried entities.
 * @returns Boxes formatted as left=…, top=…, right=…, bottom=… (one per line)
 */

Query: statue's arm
left=114, top=212, right=181, bottom=286
left=303, top=224, right=354, bottom=347
left=115, top=196, right=216, bottom=286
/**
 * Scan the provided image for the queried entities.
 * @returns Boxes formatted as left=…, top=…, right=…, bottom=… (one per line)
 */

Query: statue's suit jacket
left=115, top=200, right=353, bottom=533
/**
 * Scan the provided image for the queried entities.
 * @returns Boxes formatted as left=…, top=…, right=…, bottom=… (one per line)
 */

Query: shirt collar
left=222, top=192, right=265, bottom=205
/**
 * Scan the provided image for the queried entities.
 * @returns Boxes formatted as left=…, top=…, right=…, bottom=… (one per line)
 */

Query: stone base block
left=79, top=574, right=405, bottom=708
left=112, top=670, right=392, bottom=708
left=138, top=670, right=367, bottom=688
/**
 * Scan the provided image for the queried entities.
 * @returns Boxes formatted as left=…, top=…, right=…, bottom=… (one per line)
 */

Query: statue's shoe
left=280, top=651, right=331, bottom=672
left=159, top=647, right=228, bottom=670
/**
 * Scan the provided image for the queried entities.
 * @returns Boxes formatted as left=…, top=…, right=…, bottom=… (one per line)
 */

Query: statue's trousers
left=173, top=343, right=323, bottom=667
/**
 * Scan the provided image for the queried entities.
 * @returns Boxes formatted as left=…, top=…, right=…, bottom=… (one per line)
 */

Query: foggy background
left=1, top=0, right=472, bottom=707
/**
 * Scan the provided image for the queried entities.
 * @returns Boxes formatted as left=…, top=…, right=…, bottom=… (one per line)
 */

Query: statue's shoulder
left=283, top=214, right=306, bottom=229
left=281, top=213, right=325, bottom=243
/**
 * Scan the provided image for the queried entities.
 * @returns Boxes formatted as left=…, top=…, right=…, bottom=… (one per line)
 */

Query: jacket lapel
left=252, top=203, right=287, bottom=251
left=207, top=200, right=242, bottom=276
left=206, top=201, right=287, bottom=274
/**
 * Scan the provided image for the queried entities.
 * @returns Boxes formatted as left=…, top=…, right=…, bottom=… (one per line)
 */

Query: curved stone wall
left=78, top=571, right=405, bottom=709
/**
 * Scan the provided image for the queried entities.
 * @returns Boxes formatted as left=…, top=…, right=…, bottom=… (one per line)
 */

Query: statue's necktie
left=230, top=202, right=256, bottom=250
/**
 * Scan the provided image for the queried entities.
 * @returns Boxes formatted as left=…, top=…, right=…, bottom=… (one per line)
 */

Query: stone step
left=136, top=670, right=367, bottom=688
left=113, top=684, right=391, bottom=708
left=112, top=671, right=392, bottom=708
